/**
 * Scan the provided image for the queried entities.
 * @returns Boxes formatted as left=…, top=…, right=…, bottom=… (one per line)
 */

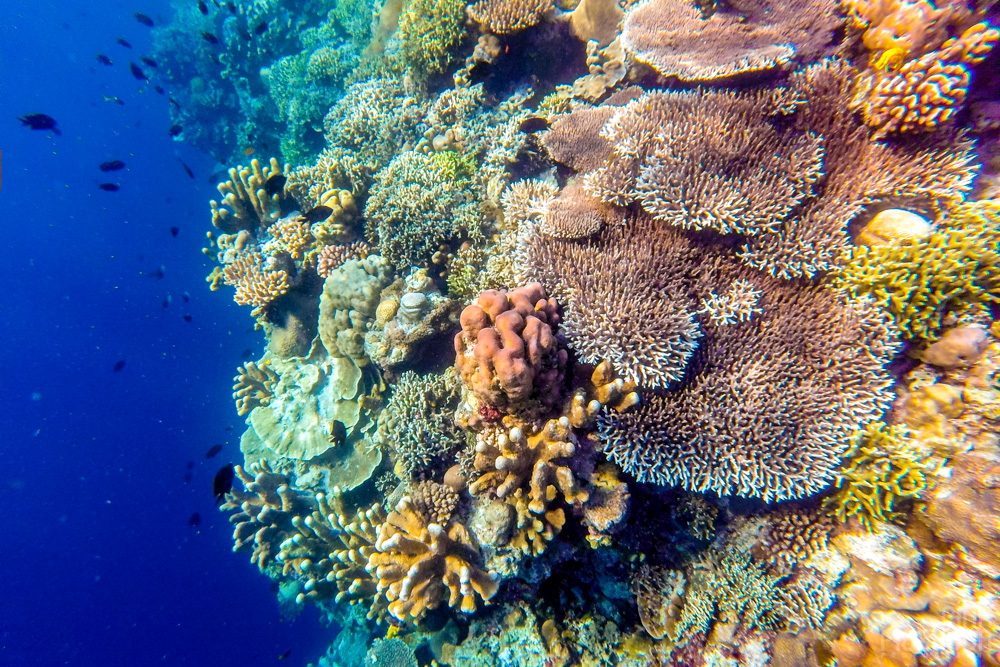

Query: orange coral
left=267, top=215, right=314, bottom=262
left=843, top=0, right=970, bottom=60
left=221, top=250, right=290, bottom=311
left=454, top=283, right=568, bottom=414
left=316, top=241, right=371, bottom=278
left=860, top=22, right=999, bottom=138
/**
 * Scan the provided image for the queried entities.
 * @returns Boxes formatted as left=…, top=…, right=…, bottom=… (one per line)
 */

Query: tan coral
left=210, top=157, right=289, bottom=234
left=316, top=241, right=372, bottom=278
left=267, top=215, right=315, bottom=262
left=467, top=0, right=555, bottom=34
left=233, top=361, right=279, bottom=416
left=368, top=496, right=499, bottom=622
left=221, top=250, right=290, bottom=312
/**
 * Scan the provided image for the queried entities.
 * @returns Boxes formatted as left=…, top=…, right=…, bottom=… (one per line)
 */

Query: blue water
left=1, top=2, right=329, bottom=663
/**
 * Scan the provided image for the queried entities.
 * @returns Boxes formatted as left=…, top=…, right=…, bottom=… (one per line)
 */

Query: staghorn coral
left=857, top=22, right=1000, bottom=138
left=233, top=360, right=279, bottom=416
left=774, top=571, right=836, bottom=632
left=620, top=0, right=840, bottom=81
left=368, top=495, right=499, bottom=622
left=466, top=0, right=555, bottom=34
left=825, top=422, right=933, bottom=531
left=454, top=283, right=568, bottom=416
left=697, top=278, right=763, bottom=327
left=500, top=179, right=559, bottom=230
left=375, top=370, right=463, bottom=480
left=210, top=158, right=290, bottom=234
left=317, top=254, right=394, bottom=364
left=221, top=250, right=291, bottom=312
left=833, top=200, right=1000, bottom=342
left=544, top=59, right=978, bottom=279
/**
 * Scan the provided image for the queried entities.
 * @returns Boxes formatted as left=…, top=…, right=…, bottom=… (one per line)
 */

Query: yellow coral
left=210, top=157, right=289, bottom=233
left=233, top=361, right=279, bottom=416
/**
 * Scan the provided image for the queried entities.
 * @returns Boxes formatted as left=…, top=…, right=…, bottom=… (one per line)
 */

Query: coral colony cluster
left=155, top=0, right=1000, bottom=663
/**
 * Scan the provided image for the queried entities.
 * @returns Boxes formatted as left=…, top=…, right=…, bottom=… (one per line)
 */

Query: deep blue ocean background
left=1, top=2, right=331, bottom=664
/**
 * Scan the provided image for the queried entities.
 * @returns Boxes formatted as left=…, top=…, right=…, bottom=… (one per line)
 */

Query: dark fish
left=96, top=53, right=113, bottom=65
left=18, top=113, right=61, bottom=135
left=184, top=471, right=193, bottom=483
left=188, top=512, right=202, bottom=526
left=519, top=116, right=549, bottom=133
left=225, top=425, right=234, bottom=431
left=116, top=38, right=132, bottom=48
left=205, top=444, right=223, bottom=458
left=144, top=265, right=165, bottom=279
left=129, top=62, right=147, bottom=81
left=168, top=97, right=181, bottom=110
left=254, top=21, right=268, bottom=35
left=183, top=314, right=193, bottom=322
left=213, top=463, right=235, bottom=503
left=197, top=0, right=208, bottom=14
left=103, top=95, right=125, bottom=105
left=140, top=56, right=157, bottom=68
left=161, top=298, right=170, bottom=309
left=302, top=206, right=332, bottom=223
left=264, top=173, right=285, bottom=196
left=98, top=183, right=120, bottom=191
left=329, top=420, right=347, bottom=447
left=241, top=30, right=251, bottom=42
left=178, top=159, right=194, bottom=178
left=134, top=12, right=154, bottom=27
left=200, top=30, right=219, bottom=44
left=154, top=85, right=165, bottom=95
left=186, top=460, right=195, bottom=469
left=170, top=226, right=180, bottom=237
left=99, top=160, right=126, bottom=172
left=278, top=650, right=291, bottom=661
left=112, top=360, right=126, bottom=372
left=168, top=124, right=183, bottom=137
left=182, top=291, right=191, bottom=303
left=240, top=348, right=253, bottom=359
left=227, top=1, right=236, bottom=13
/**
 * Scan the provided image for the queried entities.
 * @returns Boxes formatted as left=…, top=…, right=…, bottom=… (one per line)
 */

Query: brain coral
left=522, top=213, right=899, bottom=502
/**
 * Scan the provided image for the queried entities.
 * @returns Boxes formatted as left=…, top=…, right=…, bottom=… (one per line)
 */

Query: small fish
left=170, top=226, right=180, bottom=237
left=168, top=97, right=181, bottom=110
left=200, top=30, right=219, bottom=45
left=197, top=0, right=208, bottom=14
left=134, top=12, right=154, bottom=27
left=183, top=471, right=193, bottom=483
left=205, top=444, right=223, bottom=458
left=186, top=461, right=195, bottom=470
left=154, top=85, right=165, bottom=95
left=329, top=419, right=347, bottom=447
left=98, top=183, right=120, bottom=191
left=225, top=425, right=234, bottom=431
left=168, top=124, right=183, bottom=137
left=278, top=650, right=291, bottom=661
left=264, top=173, right=285, bottom=196
left=112, top=360, right=126, bottom=372
left=183, top=314, right=193, bottom=323
left=18, top=113, right=61, bottom=135
left=96, top=53, right=113, bottom=65
left=116, top=37, right=132, bottom=48
left=182, top=291, right=191, bottom=303
left=241, top=30, right=251, bottom=42
left=227, top=1, right=236, bottom=13
left=99, top=160, right=126, bottom=172
left=140, top=56, right=157, bottom=68
left=144, top=265, right=165, bottom=279
left=519, top=116, right=548, bottom=133
left=254, top=21, right=268, bottom=35
left=302, top=206, right=332, bottom=223
left=188, top=512, right=202, bottom=527
left=161, top=298, right=170, bottom=309
left=178, top=159, right=194, bottom=178
left=129, top=62, right=147, bottom=81
left=213, top=463, right=235, bottom=503
left=103, top=95, right=125, bottom=105
left=240, top=348, right=253, bottom=359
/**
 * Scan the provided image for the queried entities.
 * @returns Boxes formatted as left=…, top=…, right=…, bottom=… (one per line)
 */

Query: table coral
left=466, top=0, right=555, bottom=35
left=833, top=200, right=1000, bottom=342
left=858, top=22, right=1000, bottom=138
left=233, top=360, right=279, bottom=416
left=368, top=495, right=499, bottom=622
left=620, top=0, right=840, bottom=82
left=454, top=283, right=568, bottom=416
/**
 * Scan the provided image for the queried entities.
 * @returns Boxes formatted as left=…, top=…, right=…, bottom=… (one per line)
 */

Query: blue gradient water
left=1, top=2, right=328, bottom=663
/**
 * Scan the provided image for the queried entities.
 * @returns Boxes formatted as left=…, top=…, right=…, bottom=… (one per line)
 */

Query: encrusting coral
left=233, top=360, right=279, bottom=416
left=317, top=254, right=394, bottom=364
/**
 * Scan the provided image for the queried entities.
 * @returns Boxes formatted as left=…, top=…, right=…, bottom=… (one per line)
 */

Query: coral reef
left=318, top=255, right=394, bottom=364
left=233, top=360, right=279, bottom=416
left=398, top=0, right=467, bottom=75
left=620, top=0, right=841, bottom=81
left=210, top=158, right=290, bottom=234
left=466, top=0, right=555, bottom=34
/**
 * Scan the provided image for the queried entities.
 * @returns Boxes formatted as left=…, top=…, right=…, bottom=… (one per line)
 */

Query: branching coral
left=398, top=0, right=467, bottom=75
left=620, top=0, right=840, bottom=81
left=221, top=250, right=291, bottom=312
left=454, top=283, right=568, bottom=416
left=755, top=506, right=835, bottom=576
left=233, top=360, right=279, bottom=416
left=857, top=22, right=1000, bottom=138
left=833, top=200, right=1000, bottom=342
left=825, top=422, right=933, bottom=531
left=210, top=158, right=290, bottom=234
left=368, top=495, right=499, bottom=622
left=376, top=370, right=464, bottom=480
left=466, top=0, right=555, bottom=34
left=316, top=241, right=372, bottom=278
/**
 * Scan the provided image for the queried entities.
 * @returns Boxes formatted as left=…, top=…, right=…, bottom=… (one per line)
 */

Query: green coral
left=429, top=150, right=476, bottom=181
left=398, top=0, right=467, bottom=75
left=376, top=369, right=463, bottom=480
left=825, top=422, right=933, bottom=531
left=833, top=200, right=1000, bottom=342
left=364, top=150, right=486, bottom=269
